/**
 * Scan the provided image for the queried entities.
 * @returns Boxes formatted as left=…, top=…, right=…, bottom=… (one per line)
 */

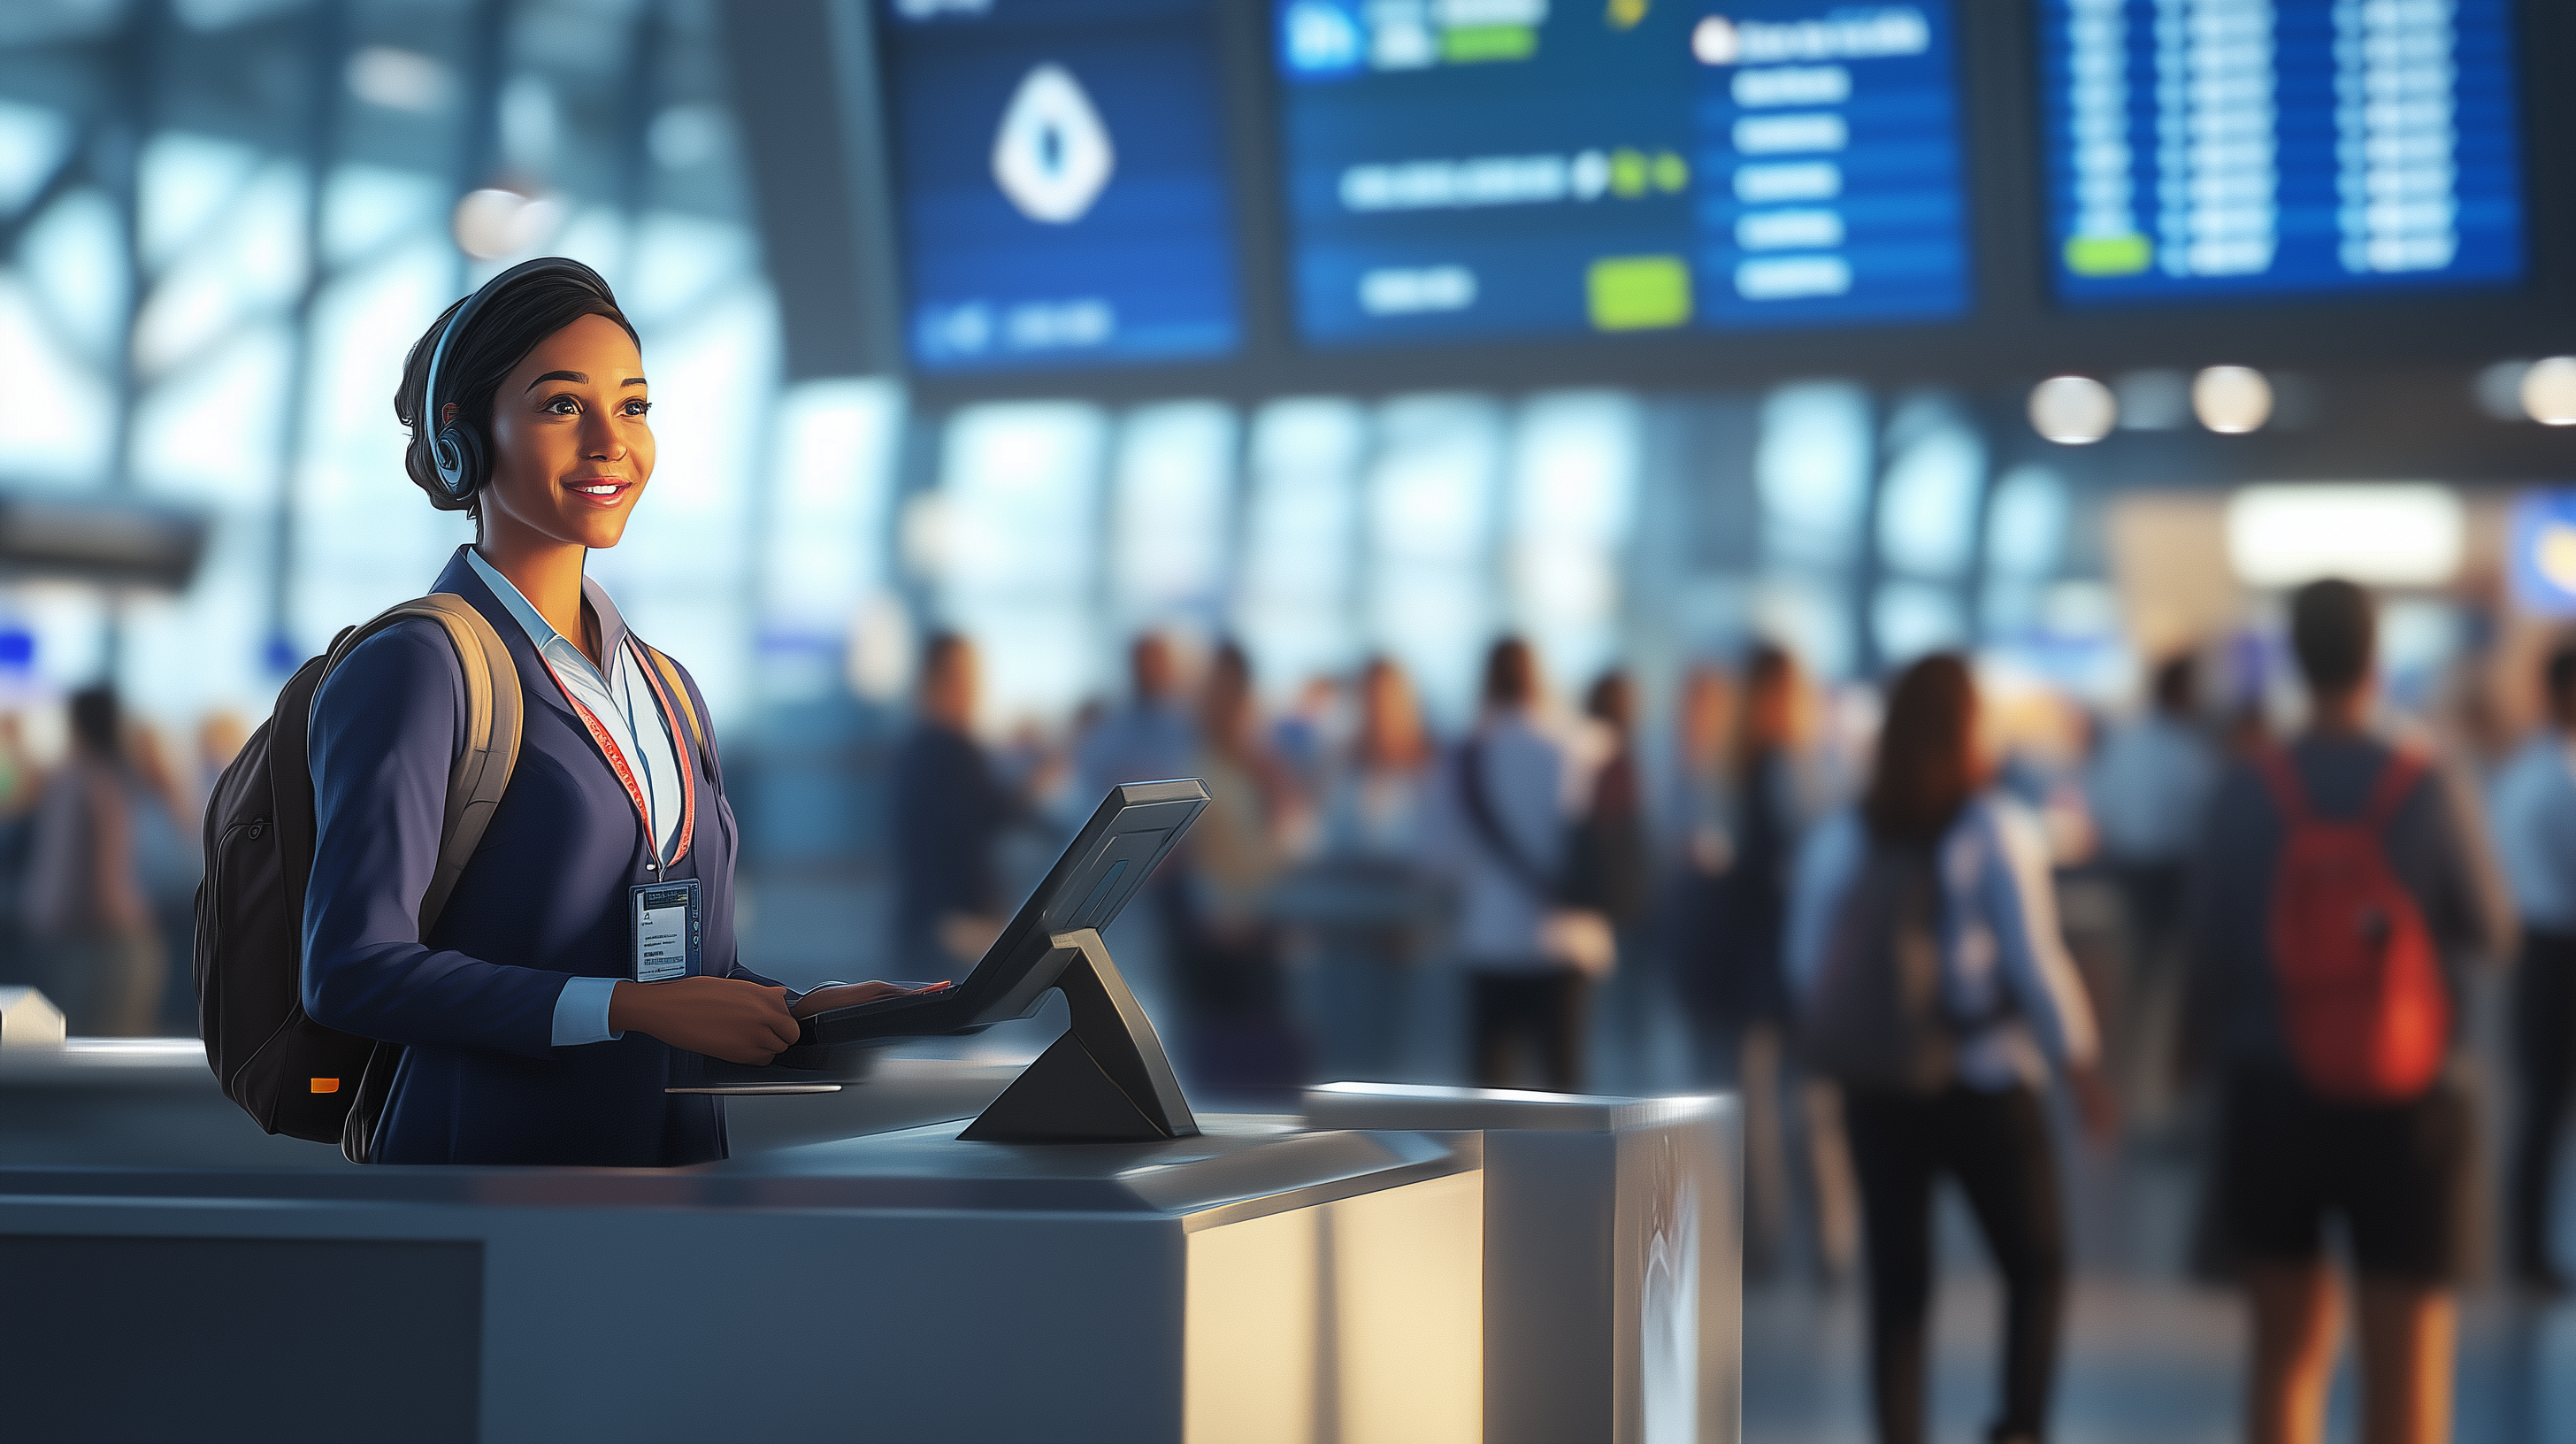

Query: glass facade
left=0, top=0, right=2100, bottom=789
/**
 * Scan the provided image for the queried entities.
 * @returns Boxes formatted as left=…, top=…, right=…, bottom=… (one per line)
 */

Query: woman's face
left=1361, top=665, right=1420, bottom=760
left=477, top=314, right=654, bottom=551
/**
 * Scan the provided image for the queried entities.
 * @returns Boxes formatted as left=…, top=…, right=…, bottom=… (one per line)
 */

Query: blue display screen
left=2039, top=0, right=2525, bottom=307
left=1272, top=1, right=1972, bottom=349
left=878, top=0, right=1242, bottom=373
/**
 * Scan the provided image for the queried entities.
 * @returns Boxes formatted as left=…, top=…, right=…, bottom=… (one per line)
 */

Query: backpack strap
left=318, top=593, right=525, bottom=933
left=636, top=640, right=717, bottom=779
left=2363, top=749, right=2429, bottom=832
left=1456, top=736, right=1556, bottom=902
left=2251, top=746, right=2311, bottom=827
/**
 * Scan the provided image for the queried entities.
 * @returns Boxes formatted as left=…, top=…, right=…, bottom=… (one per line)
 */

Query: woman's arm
left=1975, top=801, right=2102, bottom=1075
left=1976, top=800, right=2114, bottom=1135
left=302, top=625, right=573, bottom=1057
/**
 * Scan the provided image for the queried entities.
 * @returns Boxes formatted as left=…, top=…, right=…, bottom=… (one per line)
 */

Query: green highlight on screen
left=1441, top=24, right=1537, bottom=63
left=1587, top=256, right=1692, bottom=331
left=2065, top=233, right=2152, bottom=277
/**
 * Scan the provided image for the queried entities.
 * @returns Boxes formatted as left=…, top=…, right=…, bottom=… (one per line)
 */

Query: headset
left=420, top=256, right=615, bottom=504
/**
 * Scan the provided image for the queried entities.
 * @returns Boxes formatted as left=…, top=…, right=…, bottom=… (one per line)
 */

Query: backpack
left=2255, top=747, right=2449, bottom=1102
left=1804, top=842, right=1957, bottom=1092
left=195, top=595, right=522, bottom=1164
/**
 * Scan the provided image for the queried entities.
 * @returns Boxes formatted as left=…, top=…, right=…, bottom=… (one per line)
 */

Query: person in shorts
left=2183, top=579, right=2488, bottom=1444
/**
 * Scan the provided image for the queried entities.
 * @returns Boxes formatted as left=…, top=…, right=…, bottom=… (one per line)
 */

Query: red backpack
left=2255, top=748, right=2450, bottom=1102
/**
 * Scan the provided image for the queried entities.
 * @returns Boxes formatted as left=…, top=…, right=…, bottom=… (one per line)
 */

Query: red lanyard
left=535, top=637, right=695, bottom=872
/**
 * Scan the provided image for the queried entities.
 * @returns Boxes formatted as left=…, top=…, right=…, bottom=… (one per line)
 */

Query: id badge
left=631, top=878, right=702, bottom=982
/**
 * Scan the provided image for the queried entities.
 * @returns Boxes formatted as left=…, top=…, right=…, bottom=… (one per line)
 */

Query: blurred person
left=1076, top=632, right=1195, bottom=800
left=2487, top=638, right=2576, bottom=1295
left=1430, top=637, right=1604, bottom=1092
left=124, top=719, right=203, bottom=1034
left=2090, top=653, right=2219, bottom=972
left=0, top=712, right=42, bottom=986
left=1668, top=663, right=1736, bottom=883
left=1269, top=673, right=1343, bottom=803
left=1569, top=670, right=1654, bottom=1085
left=1791, top=654, right=2112, bottom=1444
left=2089, top=654, right=2220, bottom=1125
left=1697, top=642, right=1859, bottom=1282
left=0, top=710, right=36, bottom=817
left=193, top=710, right=249, bottom=817
left=1300, top=656, right=1442, bottom=1081
left=890, top=633, right=1029, bottom=979
left=2184, top=580, right=2486, bottom=1444
left=1168, top=641, right=1307, bottom=1097
left=25, top=685, right=165, bottom=1035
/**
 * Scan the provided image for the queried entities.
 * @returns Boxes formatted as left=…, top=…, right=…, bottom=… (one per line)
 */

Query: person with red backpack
left=2183, top=579, right=2488, bottom=1444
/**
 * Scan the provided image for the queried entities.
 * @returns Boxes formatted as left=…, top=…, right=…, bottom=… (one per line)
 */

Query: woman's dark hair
left=68, top=683, right=120, bottom=760
left=1862, top=653, right=1981, bottom=847
left=1584, top=670, right=1632, bottom=732
left=1483, top=637, right=1537, bottom=709
left=1734, top=641, right=1796, bottom=779
left=393, top=263, right=640, bottom=517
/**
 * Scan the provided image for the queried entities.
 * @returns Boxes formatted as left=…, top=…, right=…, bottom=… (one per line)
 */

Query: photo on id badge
left=632, top=878, right=702, bottom=982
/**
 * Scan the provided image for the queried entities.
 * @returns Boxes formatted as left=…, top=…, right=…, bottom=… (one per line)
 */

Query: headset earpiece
left=430, top=419, right=487, bottom=502
left=418, top=255, right=611, bottom=508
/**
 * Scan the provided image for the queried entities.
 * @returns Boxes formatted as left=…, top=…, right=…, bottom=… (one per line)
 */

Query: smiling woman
left=287, top=258, right=936, bottom=1167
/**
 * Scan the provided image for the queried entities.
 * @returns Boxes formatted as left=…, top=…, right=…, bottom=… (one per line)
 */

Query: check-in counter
left=1, top=1037, right=1732, bottom=1444
left=1304, top=1083, right=1743, bottom=1444
left=0, top=1047, right=1485, bottom=1444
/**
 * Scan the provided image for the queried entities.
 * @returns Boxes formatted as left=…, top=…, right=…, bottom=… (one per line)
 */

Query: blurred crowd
left=0, top=687, right=246, bottom=1038
left=4, top=575, right=2571, bottom=1443
left=893, top=581, right=2572, bottom=1444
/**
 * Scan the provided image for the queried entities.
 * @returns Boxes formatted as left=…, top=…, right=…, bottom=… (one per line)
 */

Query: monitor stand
left=960, top=928, right=1200, bottom=1144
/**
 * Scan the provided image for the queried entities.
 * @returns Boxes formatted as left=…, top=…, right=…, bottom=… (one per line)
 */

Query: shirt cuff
left=550, top=975, right=625, bottom=1047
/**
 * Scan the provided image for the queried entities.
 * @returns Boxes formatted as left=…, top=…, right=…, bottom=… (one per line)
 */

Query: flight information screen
left=2039, top=0, right=2525, bottom=306
left=1272, top=1, right=1973, bottom=349
left=878, top=0, right=1242, bottom=373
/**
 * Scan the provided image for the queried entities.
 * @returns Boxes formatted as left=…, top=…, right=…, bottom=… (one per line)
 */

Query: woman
left=1701, top=643, right=1859, bottom=1282
left=1787, top=654, right=2112, bottom=1444
left=1568, top=670, right=1652, bottom=1083
left=1169, top=641, right=1307, bottom=1095
left=27, top=686, right=164, bottom=1035
left=1304, top=656, right=1441, bottom=1080
left=303, top=257, right=930, bottom=1166
left=1439, top=638, right=1591, bottom=1091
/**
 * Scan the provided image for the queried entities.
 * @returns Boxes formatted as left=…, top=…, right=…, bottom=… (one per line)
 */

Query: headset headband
left=422, top=255, right=612, bottom=435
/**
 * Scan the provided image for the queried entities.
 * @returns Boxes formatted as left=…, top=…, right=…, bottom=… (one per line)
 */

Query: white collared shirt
left=467, top=549, right=690, bottom=1048
left=467, top=549, right=686, bottom=861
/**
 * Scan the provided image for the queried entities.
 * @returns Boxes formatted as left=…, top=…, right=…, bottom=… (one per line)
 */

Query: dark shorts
left=2216, top=1066, right=2473, bottom=1285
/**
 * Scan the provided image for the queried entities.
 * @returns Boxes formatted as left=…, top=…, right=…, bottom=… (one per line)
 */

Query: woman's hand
left=608, top=977, right=801, bottom=1064
left=790, top=979, right=953, bottom=1019
left=2068, top=1062, right=2120, bottom=1145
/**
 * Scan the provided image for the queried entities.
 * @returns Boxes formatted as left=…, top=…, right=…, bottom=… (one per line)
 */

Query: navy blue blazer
left=303, top=547, right=768, bottom=1166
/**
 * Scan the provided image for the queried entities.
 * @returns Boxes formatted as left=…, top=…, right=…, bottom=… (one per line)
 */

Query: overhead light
left=2520, top=357, right=2576, bottom=426
left=2225, top=483, right=2461, bottom=588
left=2193, top=365, right=2273, bottom=434
left=451, top=187, right=562, bottom=260
left=2028, top=375, right=2116, bottom=445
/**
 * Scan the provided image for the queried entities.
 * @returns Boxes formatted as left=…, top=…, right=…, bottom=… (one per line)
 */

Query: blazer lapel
left=429, top=545, right=579, bottom=729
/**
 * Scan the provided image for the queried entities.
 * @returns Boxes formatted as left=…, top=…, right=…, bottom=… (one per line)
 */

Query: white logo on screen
left=992, top=64, right=1116, bottom=224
